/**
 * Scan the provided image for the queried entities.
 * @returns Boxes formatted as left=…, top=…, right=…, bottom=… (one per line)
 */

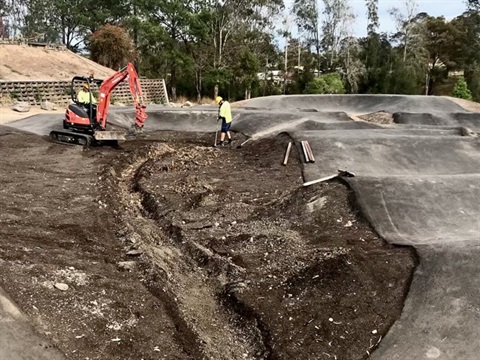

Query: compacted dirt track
left=0, top=128, right=416, bottom=359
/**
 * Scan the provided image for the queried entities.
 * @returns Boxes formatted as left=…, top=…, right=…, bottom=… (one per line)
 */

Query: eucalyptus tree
left=293, top=0, right=321, bottom=72
left=321, top=0, right=355, bottom=70
left=389, top=0, right=419, bottom=63
left=366, top=0, right=379, bottom=34
left=466, top=0, right=479, bottom=11
left=451, top=10, right=480, bottom=100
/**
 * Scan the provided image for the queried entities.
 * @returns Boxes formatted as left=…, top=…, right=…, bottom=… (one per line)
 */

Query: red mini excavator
left=50, top=62, right=148, bottom=146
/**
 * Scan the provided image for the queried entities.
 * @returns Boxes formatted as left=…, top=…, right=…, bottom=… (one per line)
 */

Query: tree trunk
left=196, top=70, right=202, bottom=103
left=214, top=83, right=219, bottom=99
left=196, top=71, right=201, bottom=103
left=263, top=56, right=268, bottom=96
left=316, top=45, right=321, bottom=76
left=219, top=30, right=223, bottom=66
left=171, top=65, right=177, bottom=102
left=298, top=42, right=301, bottom=68
left=133, top=3, right=138, bottom=47
left=284, top=35, right=289, bottom=94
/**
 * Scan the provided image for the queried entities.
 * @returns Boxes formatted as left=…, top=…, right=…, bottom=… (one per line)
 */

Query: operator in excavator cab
left=77, top=83, right=98, bottom=125
left=77, top=83, right=97, bottom=105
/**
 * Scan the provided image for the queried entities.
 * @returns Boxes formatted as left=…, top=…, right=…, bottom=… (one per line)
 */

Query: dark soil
left=0, top=127, right=417, bottom=359
left=358, top=112, right=394, bottom=125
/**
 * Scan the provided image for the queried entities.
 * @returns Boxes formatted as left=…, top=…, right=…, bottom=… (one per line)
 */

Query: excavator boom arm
left=96, top=63, right=148, bottom=130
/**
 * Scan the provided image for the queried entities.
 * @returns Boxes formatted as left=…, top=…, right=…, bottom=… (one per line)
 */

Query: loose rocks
left=40, top=101, right=58, bottom=111
left=54, top=283, right=69, bottom=291
left=12, top=101, right=30, bottom=112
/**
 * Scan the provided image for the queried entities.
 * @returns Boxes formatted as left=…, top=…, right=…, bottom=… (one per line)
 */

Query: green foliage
left=452, top=77, right=473, bottom=100
left=358, top=33, right=393, bottom=93
left=203, top=68, right=234, bottom=95
left=304, top=73, right=345, bottom=94
left=234, top=49, right=260, bottom=92
left=366, top=0, right=379, bottom=34
left=287, top=69, right=315, bottom=94
left=7, top=0, right=480, bottom=101
left=20, top=0, right=129, bottom=51
left=34, top=92, right=43, bottom=102
left=293, top=0, right=320, bottom=64
left=452, top=11, right=480, bottom=100
left=465, top=68, right=480, bottom=101
left=320, top=0, right=355, bottom=71
left=0, top=0, right=9, bottom=15
left=90, top=25, right=136, bottom=69
left=467, top=0, right=480, bottom=11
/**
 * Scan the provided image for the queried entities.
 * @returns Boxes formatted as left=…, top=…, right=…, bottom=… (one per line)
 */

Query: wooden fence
left=0, top=78, right=169, bottom=106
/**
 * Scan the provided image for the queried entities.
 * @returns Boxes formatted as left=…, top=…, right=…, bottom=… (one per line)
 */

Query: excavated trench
left=103, top=141, right=270, bottom=359
left=100, top=132, right=416, bottom=360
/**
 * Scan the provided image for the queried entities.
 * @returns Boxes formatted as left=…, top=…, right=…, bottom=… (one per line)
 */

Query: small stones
left=54, top=283, right=69, bottom=291
left=344, top=221, right=353, bottom=227
left=117, top=261, right=137, bottom=271
left=127, top=249, right=143, bottom=256
left=203, top=184, right=214, bottom=191
left=460, top=127, right=477, bottom=137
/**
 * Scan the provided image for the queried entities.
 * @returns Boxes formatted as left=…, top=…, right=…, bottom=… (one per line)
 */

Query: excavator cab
left=63, top=76, right=101, bottom=134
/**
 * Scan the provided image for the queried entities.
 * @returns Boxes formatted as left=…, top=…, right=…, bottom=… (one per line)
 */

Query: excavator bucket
left=93, top=131, right=127, bottom=141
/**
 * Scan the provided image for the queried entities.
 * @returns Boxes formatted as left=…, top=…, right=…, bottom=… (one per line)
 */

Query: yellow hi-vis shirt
left=219, top=101, right=232, bottom=123
left=77, top=90, right=97, bottom=104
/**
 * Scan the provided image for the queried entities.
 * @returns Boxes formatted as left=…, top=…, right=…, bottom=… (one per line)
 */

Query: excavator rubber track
left=49, top=130, right=93, bottom=146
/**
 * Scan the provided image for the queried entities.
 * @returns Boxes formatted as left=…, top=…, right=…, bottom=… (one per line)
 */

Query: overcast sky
left=280, top=0, right=468, bottom=45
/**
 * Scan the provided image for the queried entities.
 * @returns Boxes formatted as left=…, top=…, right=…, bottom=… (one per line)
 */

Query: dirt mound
left=0, top=128, right=416, bottom=359
left=358, top=111, right=394, bottom=125
left=0, top=45, right=115, bottom=81
left=102, top=132, right=416, bottom=359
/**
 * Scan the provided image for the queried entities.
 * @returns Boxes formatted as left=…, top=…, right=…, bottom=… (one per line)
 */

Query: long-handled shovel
left=303, top=170, right=355, bottom=187
left=213, top=128, right=218, bottom=147
left=213, top=116, right=221, bottom=148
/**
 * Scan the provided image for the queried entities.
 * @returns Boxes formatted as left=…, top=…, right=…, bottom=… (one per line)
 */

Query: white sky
left=279, top=0, right=468, bottom=45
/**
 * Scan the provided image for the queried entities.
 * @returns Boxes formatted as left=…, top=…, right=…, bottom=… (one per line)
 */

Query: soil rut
left=100, top=132, right=416, bottom=360
left=0, top=129, right=416, bottom=360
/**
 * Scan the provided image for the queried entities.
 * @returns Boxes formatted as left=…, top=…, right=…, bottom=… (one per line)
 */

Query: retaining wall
left=0, top=78, right=169, bottom=106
